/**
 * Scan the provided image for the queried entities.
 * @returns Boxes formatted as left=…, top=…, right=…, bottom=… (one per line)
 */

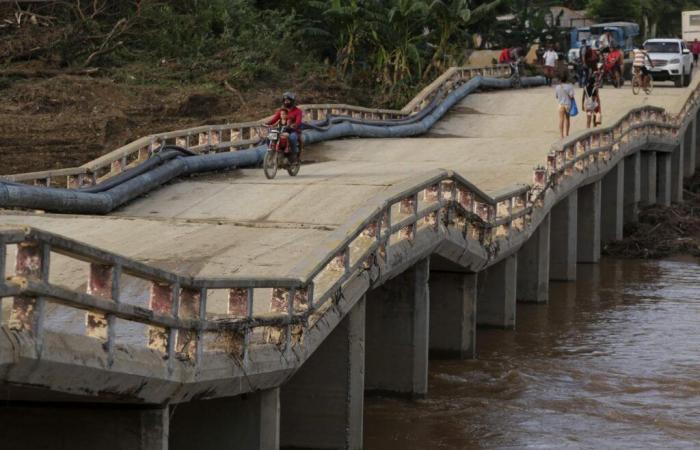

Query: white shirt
left=544, top=50, right=558, bottom=67
left=555, top=83, right=575, bottom=107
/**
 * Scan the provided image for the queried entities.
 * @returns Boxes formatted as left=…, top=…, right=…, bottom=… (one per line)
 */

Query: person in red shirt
left=267, top=92, right=302, bottom=159
left=498, top=47, right=511, bottom=64
left=691, top=39, right=700, bottom=64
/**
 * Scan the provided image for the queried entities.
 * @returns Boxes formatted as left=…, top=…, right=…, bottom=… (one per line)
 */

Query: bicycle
left=632, top=67, right=653, bottom=95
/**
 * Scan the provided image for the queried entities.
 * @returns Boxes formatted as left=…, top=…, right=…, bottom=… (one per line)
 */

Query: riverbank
left=0, top=61, right=375, bottom=175
left=604, top=172, right=700, bottom=258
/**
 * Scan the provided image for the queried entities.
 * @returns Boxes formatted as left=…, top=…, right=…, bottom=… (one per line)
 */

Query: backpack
left=586, top=47, right=598, bottom=63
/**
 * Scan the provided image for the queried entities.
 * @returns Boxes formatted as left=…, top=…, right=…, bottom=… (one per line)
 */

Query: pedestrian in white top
left=555, top=72, right=575, bottom=138
left=543, top=45, right=558, bottom=86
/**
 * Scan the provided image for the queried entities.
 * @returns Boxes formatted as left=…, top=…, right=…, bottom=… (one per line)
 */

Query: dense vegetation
left=3, top=0, right=700, bottom=107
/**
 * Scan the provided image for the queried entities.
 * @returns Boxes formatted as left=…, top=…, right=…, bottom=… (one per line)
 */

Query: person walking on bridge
left=543, top=45, right=558, bottom=86
left=555, top=72, right=575, bottom=138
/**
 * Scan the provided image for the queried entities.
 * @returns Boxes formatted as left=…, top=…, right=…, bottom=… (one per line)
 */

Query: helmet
left=282, top=92, right=296, bottom=102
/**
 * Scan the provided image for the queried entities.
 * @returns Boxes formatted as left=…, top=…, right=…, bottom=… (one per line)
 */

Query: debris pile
left=604, top=173, right=700, bottom=258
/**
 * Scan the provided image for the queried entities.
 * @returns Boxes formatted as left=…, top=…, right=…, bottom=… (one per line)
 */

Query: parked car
left=644, top=38, right=694, bottom=87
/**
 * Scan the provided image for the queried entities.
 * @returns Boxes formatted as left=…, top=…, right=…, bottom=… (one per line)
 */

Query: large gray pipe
left=0, top=76, right=545, bottom=214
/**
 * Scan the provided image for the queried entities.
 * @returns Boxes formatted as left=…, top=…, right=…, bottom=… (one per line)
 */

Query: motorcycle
left=263, top=126, right=301, bottom=179
left=595, top=60, right=623, bottom=89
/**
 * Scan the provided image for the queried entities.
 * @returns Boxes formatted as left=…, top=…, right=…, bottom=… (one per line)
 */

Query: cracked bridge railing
left=0, top=72, right=697, bottom=380
left=0, top=169, right=523, bottom=372
left=0, top=65, right=510, bottom=189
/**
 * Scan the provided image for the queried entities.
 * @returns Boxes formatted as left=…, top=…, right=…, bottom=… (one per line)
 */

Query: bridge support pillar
left=687, top=117, right=697, bottom=176
left=671, top=143, right=684, bottom=203
left=640, top=151, right=657, bottom=206
left=477, top=254, right=517, bottom=329
left=429, top=271, right=477, bottom=358
left=623, top=152, right=641, bottom=225
left=601, top=161, right=624, bottom=243
left=517, top=213, right=550, bottom=303
left=280, top=297, right=365, bottom=450
left=365, top=258, right=429, bottom=397
left=577, top=180, right=601, bottom=263
left=657, top=151, right=672, bottom=207
left=170, top=389, right=280, bottom=450
left=1, top=404, right=169, bottom=450
left=550, top=191, right=577, bottom=281
left=696, top=112, right=700, bottom=170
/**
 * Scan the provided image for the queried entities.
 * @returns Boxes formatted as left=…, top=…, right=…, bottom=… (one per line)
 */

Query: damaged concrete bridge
left=1, top=65, right=699, bottom=449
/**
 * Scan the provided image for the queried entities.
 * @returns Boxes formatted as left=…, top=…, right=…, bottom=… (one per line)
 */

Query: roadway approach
left=1, top=71, right=699, bottom=450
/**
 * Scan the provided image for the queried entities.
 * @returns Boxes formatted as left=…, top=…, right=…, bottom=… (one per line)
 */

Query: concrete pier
left=688, top=118, right=697, bottom=176
left=577, top=181, right=601, bottom=263
left=696, top=113, right=700, bottom=170
left=657, top=151, right=673, bottom=207
left=170, top=389, right=279, bottom=450
left=549, top=191, right=578, bottom=281
left=640, top=151, right=657, bottom=206
left=601, top=162, right=624, bottom=242
left=623, top=152, right=641, bottom=224
left=517, top=213, right=551, bottom=303
left=2, top=404, right=169, bottom=450
left=671, top=143, right=684, bottom=203
left=477, top=254, right=517, bottom=329
left=365, top=258, right=429, bottom=397
left=429, top=271, right=477, bottom=358
left=280, top=298, right=365, bottom=450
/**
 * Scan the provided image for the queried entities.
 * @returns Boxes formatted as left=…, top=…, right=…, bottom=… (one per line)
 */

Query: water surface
left=365, top=257, right=700, bottom=449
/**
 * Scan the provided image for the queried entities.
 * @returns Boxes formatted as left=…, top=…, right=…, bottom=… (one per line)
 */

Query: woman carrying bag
left=555, top=72, right=576, bottom=138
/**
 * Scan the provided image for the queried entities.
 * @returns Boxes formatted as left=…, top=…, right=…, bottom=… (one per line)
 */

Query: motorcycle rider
left=267, top=92, right=302, bottom=160
left=605, top=44, right=624, bottom=87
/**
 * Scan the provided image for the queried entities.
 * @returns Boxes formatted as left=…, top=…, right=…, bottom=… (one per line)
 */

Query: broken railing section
left=0, top=173, right=512, bottom=368
left=1, top=65, right=511, bottom=188
left=0, top=228, right=314, bottom=368
left=541, top=107, right=684, bottom=194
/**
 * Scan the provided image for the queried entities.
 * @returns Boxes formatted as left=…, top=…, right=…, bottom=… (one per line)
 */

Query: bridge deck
left=1, top=79, right=697, bottom=289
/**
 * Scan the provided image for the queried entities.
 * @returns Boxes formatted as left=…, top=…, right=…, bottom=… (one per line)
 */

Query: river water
left=364, top=257, right=700, bottom=449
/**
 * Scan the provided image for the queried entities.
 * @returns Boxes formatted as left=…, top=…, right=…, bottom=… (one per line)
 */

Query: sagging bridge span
left=1, top=65, right=699, bottom=449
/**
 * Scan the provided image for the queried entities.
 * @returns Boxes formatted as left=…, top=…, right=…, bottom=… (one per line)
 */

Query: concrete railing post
left=429, top=271, right=477, bottom=358
left=550, top=191, right=578, bottom=281
left=623, top=152, right=642, bottom=224
left=477, top=254, right=517, bottom=329
left=640, top=151, right=657, bottom=206
left=170, top=388, right=280, bottom=450
left=280, top=297, right=365, bottom=450
left=516, top=213, right=551, bottom=303
left=577, top=180, right=601, bottom=263
left=365, top=258, right=430, bottom=398
left=601, top=161, right=624, bottom=242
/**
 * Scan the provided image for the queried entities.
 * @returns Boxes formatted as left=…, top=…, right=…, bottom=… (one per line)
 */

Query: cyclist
left=633, top=46, right=654, bottom=90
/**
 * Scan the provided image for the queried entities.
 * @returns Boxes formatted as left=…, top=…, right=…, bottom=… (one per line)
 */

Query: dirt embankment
left=0, top=64, right=368, bottom=175
left=604, top=173, right=700, bottom=258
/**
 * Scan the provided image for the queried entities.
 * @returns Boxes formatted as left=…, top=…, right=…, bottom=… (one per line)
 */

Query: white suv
left=644, top=38, right=694, bottom=87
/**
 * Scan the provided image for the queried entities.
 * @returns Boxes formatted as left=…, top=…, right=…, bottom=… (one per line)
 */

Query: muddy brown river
left=364, top=257, right=700, bottom=449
